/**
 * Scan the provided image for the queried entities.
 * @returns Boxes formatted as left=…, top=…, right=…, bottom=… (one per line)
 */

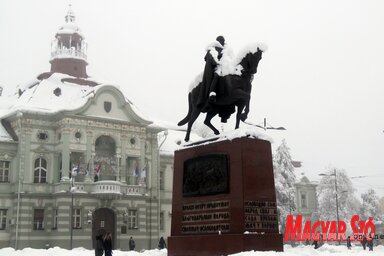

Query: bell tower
left=50, top=5, right=88, bottom=78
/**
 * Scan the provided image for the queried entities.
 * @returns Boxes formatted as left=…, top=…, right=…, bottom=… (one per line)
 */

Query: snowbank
left=2, top=244, right=383, bottom=256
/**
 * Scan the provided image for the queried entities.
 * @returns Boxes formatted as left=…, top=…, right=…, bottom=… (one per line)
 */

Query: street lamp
left=69, top=171, right=77, bottom=249
left=244, top=118, right=286, bottom=131
left=319, top=169, right=340, bottom=243
left=157, top=131, right=168, bottom=241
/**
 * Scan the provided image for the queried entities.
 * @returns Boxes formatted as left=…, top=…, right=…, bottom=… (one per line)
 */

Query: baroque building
left=0, top=6, right=179, bottom=250
left=293, top=176, right=318, bottom=220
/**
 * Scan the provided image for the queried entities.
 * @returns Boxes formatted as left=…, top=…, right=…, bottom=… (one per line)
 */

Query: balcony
left=27, top=180, right=148, bottom=199
left=51, top=48, right=87, bottom=61
left=92, top=180, right=122, bottom=196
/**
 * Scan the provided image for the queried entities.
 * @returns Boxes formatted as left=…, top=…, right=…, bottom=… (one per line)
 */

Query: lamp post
left=69, top=171, right=77, bottom=250
left=157, top=130, right=168, bottom=242
left=319, top=169, right=339, bottom=243
left=244, top=118, right=286, bottom=131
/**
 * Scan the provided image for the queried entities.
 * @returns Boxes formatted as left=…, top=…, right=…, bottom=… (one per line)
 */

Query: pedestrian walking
left=361, top=235, right=367, bottom=250
left=367, top=234, right=374, bottom=251
left=158, top=236, right=167, bottom=249
left=103, top=232, right=113, bottom=256
left=95, top=234, right=104, bottom=256
left=129, top=236, right=136, bottom=251
left=346, top=236, right=352, bottom=250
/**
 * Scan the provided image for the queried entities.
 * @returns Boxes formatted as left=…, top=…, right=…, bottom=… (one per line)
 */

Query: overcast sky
left=0, top=0, right=383, bottom=197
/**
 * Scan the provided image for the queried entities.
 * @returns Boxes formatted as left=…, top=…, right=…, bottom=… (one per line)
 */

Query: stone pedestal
left=168, top=137, right=283, bottom=256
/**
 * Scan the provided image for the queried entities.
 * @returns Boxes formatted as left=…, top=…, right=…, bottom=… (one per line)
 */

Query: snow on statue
left=178, top=36, right=267, bottom=141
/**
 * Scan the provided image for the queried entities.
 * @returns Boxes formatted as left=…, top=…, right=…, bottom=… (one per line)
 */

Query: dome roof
left=56, top=23, right=84, bottom=38
left=55, top=4, right=84, bottom=38
left=300, top=176, right=310, bottom=183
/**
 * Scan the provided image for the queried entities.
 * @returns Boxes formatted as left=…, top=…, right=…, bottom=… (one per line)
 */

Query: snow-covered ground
left=1, top=244, right=383, bottom=256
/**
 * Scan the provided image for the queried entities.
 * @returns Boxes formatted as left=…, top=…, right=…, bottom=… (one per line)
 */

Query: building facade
left=293, top=176, right=318, bottom=220
left=0, top=7, right=176, bottom=250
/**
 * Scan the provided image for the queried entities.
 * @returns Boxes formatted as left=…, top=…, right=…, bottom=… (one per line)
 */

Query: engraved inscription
left=182, top=200, right=230, bottom=212
left=181, top=223, right=230, bottom=234
left=181, top=200, right=231, bottom=234
left=244, top=201, right=278, bottom=231
left=182, top=212, right=230, bottom=223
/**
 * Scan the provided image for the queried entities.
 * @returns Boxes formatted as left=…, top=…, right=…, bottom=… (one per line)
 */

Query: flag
left=71, top=163, right=79, bottom=175
left=95, top=162, right=101, bottom=176
left=84, top=160, right=90, bottom=176
left=140, top=165, right=147, bottom=178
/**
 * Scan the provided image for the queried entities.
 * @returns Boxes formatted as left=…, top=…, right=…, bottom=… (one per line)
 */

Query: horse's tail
left=177, top=92, right=192, bottom=126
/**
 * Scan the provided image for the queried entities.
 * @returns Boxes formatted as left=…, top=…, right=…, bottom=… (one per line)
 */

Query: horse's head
left=239, top=48, right=263, bottom=77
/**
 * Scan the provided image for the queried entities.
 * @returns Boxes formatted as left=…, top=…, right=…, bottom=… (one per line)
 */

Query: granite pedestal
left=168, top=137, right=283, bottom=256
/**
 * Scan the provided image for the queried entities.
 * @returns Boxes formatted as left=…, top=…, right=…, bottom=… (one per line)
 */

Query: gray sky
left=0, top=0, right=383, bottom=197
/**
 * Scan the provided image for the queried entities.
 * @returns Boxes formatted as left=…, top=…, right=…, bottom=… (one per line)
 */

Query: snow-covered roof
left=0, top=73, right=151, bottom=123
left=55, top=5, right=84, bottom=38
left=0, top=123, right=13, bottom=142
left=0, top=96, right=16, bottom=142
left=56, top=22, right=84, bottom=38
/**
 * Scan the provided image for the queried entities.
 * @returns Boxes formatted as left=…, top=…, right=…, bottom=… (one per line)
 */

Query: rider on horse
left=197, top=35, right=226, bottom=111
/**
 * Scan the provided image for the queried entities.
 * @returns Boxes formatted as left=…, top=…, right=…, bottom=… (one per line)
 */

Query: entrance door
left=92, top=208, right=116, bottom=248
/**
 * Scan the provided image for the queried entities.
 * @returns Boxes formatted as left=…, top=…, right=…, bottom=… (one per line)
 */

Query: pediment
left=74, top=85, right=152, bottom=126
left=33, top=144, right=51, bottom=153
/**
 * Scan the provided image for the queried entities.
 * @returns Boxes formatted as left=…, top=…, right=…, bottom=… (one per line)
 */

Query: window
left=127, top=209, right=137, bottom=229
left=0, top=209, right=7, bottom=230
left=37, top=131, right=48, bottom=141
left=33, top=209, right=44, bottom=230
left=52, top=209, right=58, bottom=229
left=160, top=211, right=164, bottom=231
left=0, top=161, right=10, bottom=182
left=75, top=131, right=81, bottom=139
left=53, top=87, right=61, bottom=96
left=301, top=193, right=307, bottom=208
left=72, top=208, right=81, bottom=229
left=34, top=157, right=47, bottom=183
left=127, top=157, right=140, bottom=185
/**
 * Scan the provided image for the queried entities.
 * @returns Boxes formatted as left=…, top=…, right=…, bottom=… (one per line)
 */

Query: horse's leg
left=240, top=96, right=250, bottom=121
left=234, top=90, right=250, bottom=121
left=235, top=104, right=245, bottom=129
left=185, top=108, right=201, bottom=142
left=204, top=111, right=220, bottom=135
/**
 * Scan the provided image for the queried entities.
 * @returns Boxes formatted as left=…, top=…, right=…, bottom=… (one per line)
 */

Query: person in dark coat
left=346, top=236, right=352, bottom=250
left=95, top=234, right=104, bottom=256
left=129, top=236, right=135, bottom=251
left=312, top=237, right=319, bottom=249
left=361, top=235, right=367, bottom=250
left=367, top=234, right=374, bottom=251
left=197, top=36, right=225, bottom=110
left=158, top=236, right=167, bottom=249
left=103, top=232, right=113, bottom=256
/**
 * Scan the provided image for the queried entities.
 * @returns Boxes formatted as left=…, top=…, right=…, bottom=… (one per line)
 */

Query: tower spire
left=49, top=4, right=88, bottom=78
left=65, top=4, right=76, bottom=23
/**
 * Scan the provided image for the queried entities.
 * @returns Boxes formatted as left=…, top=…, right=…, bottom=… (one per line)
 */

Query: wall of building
left=0, top=108, right=173, bottom=250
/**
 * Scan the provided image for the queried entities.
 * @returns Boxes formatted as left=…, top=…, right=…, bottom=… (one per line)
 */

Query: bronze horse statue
left=178, top=46, right=264, bottom=142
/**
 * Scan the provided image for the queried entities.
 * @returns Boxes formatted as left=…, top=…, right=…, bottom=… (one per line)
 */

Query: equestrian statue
left=178, top=36, right=266, bottom=142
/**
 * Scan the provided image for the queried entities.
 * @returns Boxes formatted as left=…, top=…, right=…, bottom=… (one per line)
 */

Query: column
left=61, top=128, right=71, bottom=180
left=120, top=135, right=128, bottom=183
left=85, top=131, right=93, bottom=182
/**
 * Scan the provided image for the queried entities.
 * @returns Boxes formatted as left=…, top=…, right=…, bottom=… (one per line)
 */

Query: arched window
left=34, top=157, right=47, bottom=183
left=94, top=136, right=117, bottom=181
